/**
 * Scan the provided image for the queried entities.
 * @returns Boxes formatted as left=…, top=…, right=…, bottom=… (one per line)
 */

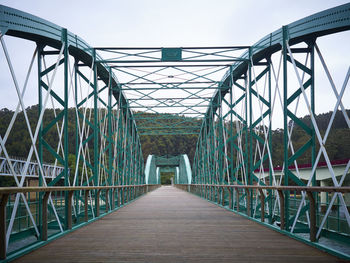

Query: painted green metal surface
left=144, top=155, right=192, bottom=184
left=161, top=48, right=182, bottom=61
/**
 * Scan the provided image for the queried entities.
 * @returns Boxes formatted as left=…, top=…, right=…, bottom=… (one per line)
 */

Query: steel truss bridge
left=0, top=3, right=350, bottom=261
left=0, top=157, right=64, bottom=181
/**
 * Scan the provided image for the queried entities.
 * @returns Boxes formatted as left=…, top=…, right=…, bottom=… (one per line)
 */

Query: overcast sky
left=0, top=0, right=349, bottom=127
left=1, top=0, right=349, bottom=47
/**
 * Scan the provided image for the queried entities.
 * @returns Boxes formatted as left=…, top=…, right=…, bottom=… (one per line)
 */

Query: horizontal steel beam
left=129, top=105, right=209, bottom=108
left=112, top=64, right=232, bottom=68
left=98, top=59, right=248, bottom=64
left=128, top=97, right=212, bottom=101
left=122, top=87, right=222, bottom=90
left=94, top=46, right=250, bottom=50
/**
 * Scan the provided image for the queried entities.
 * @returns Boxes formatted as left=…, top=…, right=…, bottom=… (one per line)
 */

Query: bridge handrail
left=0, top=184, right=159, bottom=194
left=175, top=183, right=350, bottom=245
left=0, top=184, right=160, bottom=260
left=178, top=184, right=350, bottom=193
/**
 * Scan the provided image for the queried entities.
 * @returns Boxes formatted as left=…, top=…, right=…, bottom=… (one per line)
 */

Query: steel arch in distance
left=144, top=155, right=192, bottom=184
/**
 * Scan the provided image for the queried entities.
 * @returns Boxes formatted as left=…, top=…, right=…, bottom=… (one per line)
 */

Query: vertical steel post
left=310, top=41, right=316, bottom=183
left=93, top=49, right=99, bottom=216
left=218, top=91, right=223, bottom=185
left=267, top=55, right=273, bottom=224
left=282, top=26, right=289, bottom=230
left=74, top=58, right=79, bottom=187
left=108, top=68, right=113, bottom=210
left=309, top=41, right=317, bottom=227
left=248, top=47, right=253, bottom=217
left=244, top=75, right=249, bottom=188
left=37, top=43, right=44, bottom=234
left=73, top=58, right=79, bottom=223
left=62, top=28, right=70, bottom=229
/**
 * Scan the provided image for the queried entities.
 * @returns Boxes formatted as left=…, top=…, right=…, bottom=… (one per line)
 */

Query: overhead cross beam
left=95, top=46, right=250, bottom=135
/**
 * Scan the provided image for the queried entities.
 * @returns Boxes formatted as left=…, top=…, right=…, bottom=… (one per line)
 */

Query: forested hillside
left=0, top=106, right=348, bottom=171
left=270, top=110, right=349, bottom=166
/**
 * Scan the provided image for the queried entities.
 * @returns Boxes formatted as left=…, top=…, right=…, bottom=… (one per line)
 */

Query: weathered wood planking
left=15, top=186, right=340, bottom=262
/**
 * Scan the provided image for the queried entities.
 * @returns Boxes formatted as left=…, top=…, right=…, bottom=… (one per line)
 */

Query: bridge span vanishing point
left=0, top=3, right=350, bottom=262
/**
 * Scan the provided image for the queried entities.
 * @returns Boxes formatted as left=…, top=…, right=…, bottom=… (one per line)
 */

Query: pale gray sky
left=0, top=0, right=349, bottom=128
left=1, top=0, right=349, bottom=47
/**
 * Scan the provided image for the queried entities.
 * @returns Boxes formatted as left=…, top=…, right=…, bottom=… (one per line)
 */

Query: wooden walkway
left=15, top=186, right=340, bottom=262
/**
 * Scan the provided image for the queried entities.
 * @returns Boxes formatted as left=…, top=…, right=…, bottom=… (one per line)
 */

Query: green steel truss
left=0, top=2, right=350, bottom=260
left=191, top=3, right=350, bottom=254
left=145, top=155, right=192, bottom=184
left=0, top=4, right=145, bottom=256
left=95, top=46, right=250, bottom=135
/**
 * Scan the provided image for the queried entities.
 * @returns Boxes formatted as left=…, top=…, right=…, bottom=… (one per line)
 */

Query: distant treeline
left=0, top=106, right=348, bottom=175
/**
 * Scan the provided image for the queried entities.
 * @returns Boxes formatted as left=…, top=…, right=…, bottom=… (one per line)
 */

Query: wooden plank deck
left=15, top=186, right=340, bottom=262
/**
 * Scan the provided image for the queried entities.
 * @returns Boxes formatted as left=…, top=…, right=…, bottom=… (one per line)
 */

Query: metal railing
left=175, top=184, right=350, bottom=245
left=0, top=184, right=160, bottom=260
